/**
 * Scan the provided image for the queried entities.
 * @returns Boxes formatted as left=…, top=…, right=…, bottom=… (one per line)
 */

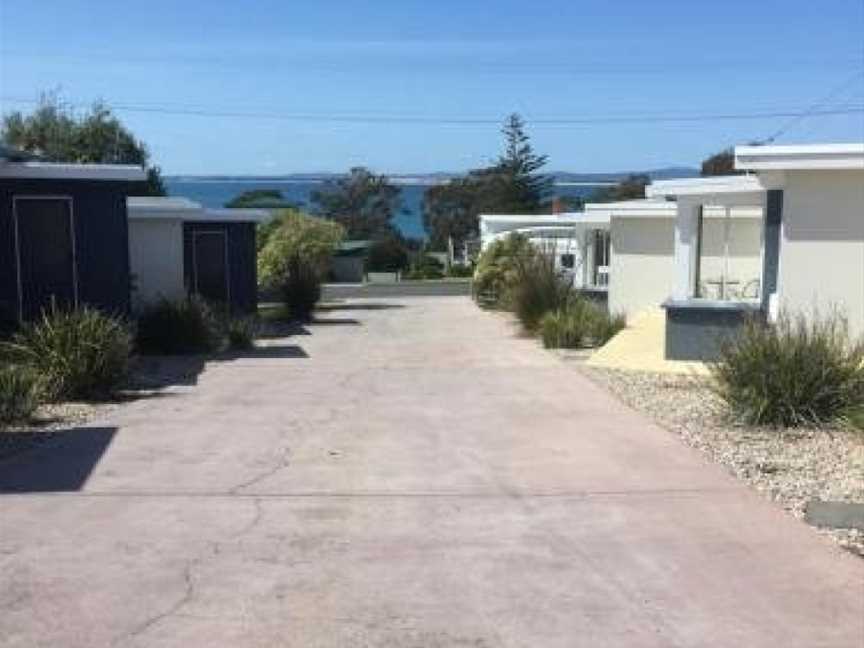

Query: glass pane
left=696, top=209, right=762, bottom=301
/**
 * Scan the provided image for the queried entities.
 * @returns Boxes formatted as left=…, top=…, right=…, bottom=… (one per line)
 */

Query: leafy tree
left=365, top=235, right=410, bottom=272
left=423, top=113, right=551, bottom=249
left=588, top=174, right=649, bottom=203
left=1, top=94, right=165, bottom=195
left=311, top=167, right=402, bottom=239
left=422, top=175, right=484, bottom=250
left=257, top=209, right=344, bottom=286
left=701, top=148, right=742, bottom=176
left=226, top=189, right=297, bottom=209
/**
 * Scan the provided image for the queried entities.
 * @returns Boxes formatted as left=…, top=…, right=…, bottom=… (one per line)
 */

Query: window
left=693, top=206, right=762, bottom=302
left=560, top=253, right=575, bottom=269
left=589, top=229, right=610, bottom=287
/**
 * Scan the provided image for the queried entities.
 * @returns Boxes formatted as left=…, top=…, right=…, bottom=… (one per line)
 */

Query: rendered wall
left=128, top=218, right=186, bottom=310
left=608, top=217, right=675, bottom=319
left=778, top=170, right=864, bottom=337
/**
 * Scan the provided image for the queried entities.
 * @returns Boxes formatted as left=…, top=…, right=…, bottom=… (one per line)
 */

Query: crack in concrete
left=230, top=497, right=265, bottom=538
left=230, top=447, right=292, bottom=494
left=114, top=558, right=198, bottom=645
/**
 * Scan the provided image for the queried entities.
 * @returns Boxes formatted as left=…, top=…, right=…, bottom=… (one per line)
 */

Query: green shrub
left=0, top=364, right=43, bottom=425
left=5, top=305, right=131, bottom=400
left=539, top=299, right=626, bottom=349
left=447, top=264, right=474, bottom=278
left=257, top=209, right=344, bottom=285
left=710, top=311, right=864, bottom=428
left=511, top=247, right=572, bottom=332
left=280, top=256, right=322, bottom=320
left=366, top=236, right=410, bottom=272
left=136, top=297, right=222, bottom=355
left=404, top=255, right=445, bottom=280
left=473, top=233, right=535, bottom=307
left=225, top=316, right=257, bottom=350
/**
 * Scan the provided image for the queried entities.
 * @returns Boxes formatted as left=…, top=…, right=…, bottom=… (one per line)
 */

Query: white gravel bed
left=579, top=365, right=864, bottom=557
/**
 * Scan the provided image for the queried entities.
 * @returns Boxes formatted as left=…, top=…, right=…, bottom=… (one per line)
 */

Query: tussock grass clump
left=472, top=233, right=534, bottom=308
left=540, top=299, right=626, bottom=349
left=511, top=247, right=572, bottom=332
left=710, top=311, right=864, bottom=428
left=5, top=305, right=131, bottom=400
left=0, top=364, right=43, bottom=425
left=593, top=310, right=627, bottom=346
left=136, top=296, right=222, bottom=355
left=224, top=316, right=257, bottom=351
left=280, top=257, right=322, bottom=321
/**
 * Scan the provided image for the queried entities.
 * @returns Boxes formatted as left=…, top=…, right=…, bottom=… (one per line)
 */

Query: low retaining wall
left=663, top=300, right=764, bottom=361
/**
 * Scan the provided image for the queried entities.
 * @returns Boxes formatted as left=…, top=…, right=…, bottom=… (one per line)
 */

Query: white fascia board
left=735, top=143, right=864, bottom=171
left=585, top=199, right=676, bottom=219
left=0, top=161, right=147, bottom=181
left=646, top=174, right=768, bottom=198
left=479, top=213, right=584, bottom=225
left=128, top=196, right=204, bottom=220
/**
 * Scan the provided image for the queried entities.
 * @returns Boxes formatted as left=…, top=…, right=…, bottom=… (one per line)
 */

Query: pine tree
left=495, top=113, right=552, bottom=211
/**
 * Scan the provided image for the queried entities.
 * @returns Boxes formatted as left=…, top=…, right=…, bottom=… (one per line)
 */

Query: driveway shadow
left=219, top=344, right=309, bottom=360
left=317, top=302, right=406, bottom=312
left=0, top=427, right=116, bottom=493
left=308, top=317, right=360, bottom=326
left=128, top=355, right=207, bottom=390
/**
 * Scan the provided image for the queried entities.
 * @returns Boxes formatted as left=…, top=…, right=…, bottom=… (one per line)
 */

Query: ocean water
left=166, top=179, right=603, bottom=239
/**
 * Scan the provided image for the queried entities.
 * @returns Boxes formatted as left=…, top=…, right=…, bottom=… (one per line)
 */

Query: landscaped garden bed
left=579, top=365, right=864, bottom=557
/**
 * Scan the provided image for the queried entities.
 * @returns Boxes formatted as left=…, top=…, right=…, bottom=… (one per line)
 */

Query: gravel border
left=578, top=364, right=864, bottom=557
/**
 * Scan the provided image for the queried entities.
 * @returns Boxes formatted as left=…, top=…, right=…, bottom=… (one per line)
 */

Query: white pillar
left=672, top=197, right=700, bottom=300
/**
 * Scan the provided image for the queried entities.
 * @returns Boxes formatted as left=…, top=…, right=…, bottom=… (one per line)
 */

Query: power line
left=1, top=95, right=863, bottom=126
left=759, top=70, right=864, bottom=144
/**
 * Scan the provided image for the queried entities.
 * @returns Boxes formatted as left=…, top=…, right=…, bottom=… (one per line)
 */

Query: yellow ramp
left=587, top=309, right=709, bottom=375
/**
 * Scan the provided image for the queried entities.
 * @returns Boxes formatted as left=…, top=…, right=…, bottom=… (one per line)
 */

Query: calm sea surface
left=166, top=179, right=603, bottom=239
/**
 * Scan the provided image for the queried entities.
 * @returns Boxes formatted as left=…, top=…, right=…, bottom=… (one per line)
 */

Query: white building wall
left=778, top=170, right=864, bottom=337
left=128, top=219, right=186, bottom=310
left=608, top=217, right=675, bottom=318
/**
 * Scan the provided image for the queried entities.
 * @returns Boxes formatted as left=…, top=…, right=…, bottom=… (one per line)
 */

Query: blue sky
left=1, top=0, right=863, bottom=175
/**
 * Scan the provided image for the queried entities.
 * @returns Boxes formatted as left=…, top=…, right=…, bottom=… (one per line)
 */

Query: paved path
left=1, top=297, right=862, bottom=647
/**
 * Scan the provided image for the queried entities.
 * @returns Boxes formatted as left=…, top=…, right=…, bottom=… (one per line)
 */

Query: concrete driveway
left=1, top=297, right=862, bottom=647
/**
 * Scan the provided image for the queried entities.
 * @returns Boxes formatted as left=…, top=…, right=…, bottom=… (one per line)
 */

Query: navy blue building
left=183, top=212, right=260, bottom=315
left=0, top=159, right=147, bottom=329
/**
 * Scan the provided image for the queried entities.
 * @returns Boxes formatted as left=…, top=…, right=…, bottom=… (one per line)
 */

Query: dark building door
left=15, top=197, right=76, bottom=319
left=193, top=231, right=229, bottom=304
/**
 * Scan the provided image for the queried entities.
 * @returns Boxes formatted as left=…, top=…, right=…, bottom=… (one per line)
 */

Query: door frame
left=191, top=229, right=231, bottom=305
left=13, top=195, right=78, bottom=321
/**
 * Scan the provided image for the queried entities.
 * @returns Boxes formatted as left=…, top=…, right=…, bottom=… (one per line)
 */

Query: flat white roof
left=584, top=199, right=676, bottom=219
left=128, top=196, right=271, bottom=223
left=646, top=174, right=768, bottom=198
left=0, top=161, right=147, bottom=181
left=480, top=211, right=609, bottom=225
left=735, top=143, right=864, bottom=171
left=480, top=212, right=585, bottom=225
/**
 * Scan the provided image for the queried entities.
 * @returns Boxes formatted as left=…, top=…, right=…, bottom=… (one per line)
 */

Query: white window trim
left=690, top=204, right=763, bottom=305
left=12, top=195, right=78, bottom=321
